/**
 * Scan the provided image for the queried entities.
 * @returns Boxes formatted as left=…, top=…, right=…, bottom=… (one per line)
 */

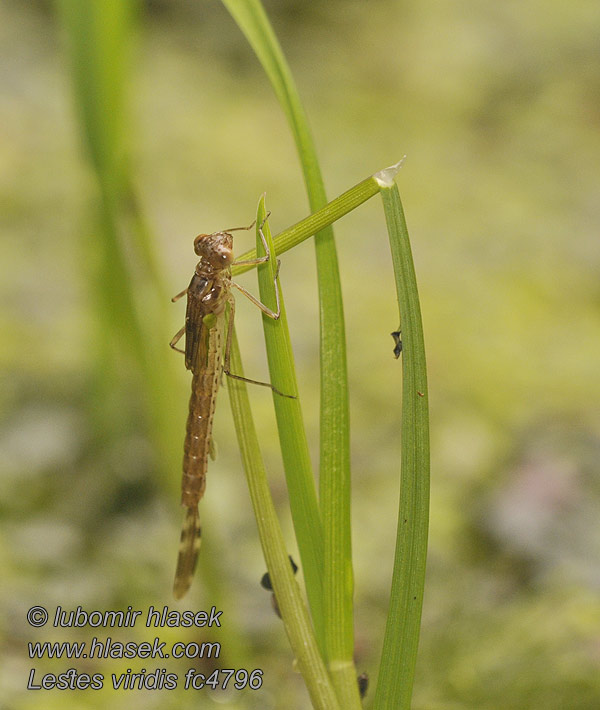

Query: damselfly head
left=194, top=231, right=234, bottom=270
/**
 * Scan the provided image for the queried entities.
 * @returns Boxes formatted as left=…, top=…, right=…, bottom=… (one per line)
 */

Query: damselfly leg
left=169, top=325, right=186, bottom=354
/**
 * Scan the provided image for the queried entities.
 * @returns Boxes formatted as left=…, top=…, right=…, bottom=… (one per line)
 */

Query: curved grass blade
left=227, top=331, right=341, bottom=710
left=373, top=175, right=430, bottom=710
left=220, top=8, right=358, bottom=704
left=254, top=197, right=325, bottom=650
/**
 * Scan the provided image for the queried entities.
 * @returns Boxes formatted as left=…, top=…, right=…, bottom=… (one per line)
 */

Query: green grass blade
left=55, top=0, right=136, bottom=198
left=227, top=332, right=341, bottom=710
left=254, top=197, right=325, bottom=651
left=56, top=0, right=138, bottom=350
left=232, top=171, right=382, bottom=274
left=373, top=176, right=430, bottom=710
left=56, top=0, right=181, bottom=482
left=221, top=5, right=359, bottom=702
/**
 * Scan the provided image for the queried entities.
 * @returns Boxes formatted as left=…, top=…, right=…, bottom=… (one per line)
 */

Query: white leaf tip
left=373, top=156, right=406, bottom=187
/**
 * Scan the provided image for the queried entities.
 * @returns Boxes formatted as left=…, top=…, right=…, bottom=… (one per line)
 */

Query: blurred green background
left=1, top=1, right=599, bottom=708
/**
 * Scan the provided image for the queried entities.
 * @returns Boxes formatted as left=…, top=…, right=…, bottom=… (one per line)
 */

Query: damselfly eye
left=193, top=234, right=209, bottom=256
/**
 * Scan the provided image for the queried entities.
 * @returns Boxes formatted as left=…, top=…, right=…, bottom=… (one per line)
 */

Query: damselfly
left=170, top=217, right=284, bottom=599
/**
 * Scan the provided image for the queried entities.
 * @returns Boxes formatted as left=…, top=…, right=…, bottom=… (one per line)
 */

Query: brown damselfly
left=170, top=217, right=286, bottom=599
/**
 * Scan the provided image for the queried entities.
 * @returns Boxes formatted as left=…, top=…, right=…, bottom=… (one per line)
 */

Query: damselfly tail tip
left=173, top=506, right=202, bottom=600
